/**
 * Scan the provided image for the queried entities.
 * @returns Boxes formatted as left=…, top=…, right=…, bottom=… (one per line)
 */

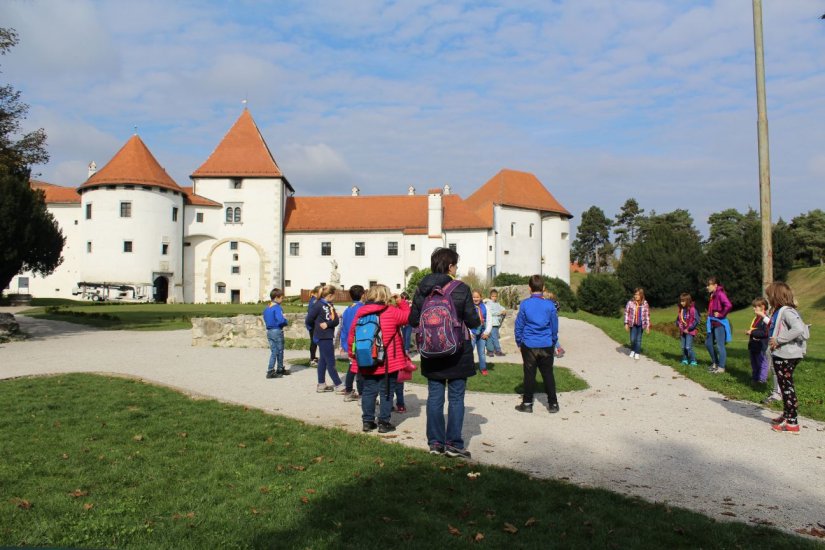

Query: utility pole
left=752, top=0, right=773, bottom=290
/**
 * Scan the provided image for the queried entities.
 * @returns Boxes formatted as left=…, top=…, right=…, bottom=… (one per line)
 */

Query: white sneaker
left=634, top=353, right=640, bottom=360
left=628, top=350, right=634, bottom=357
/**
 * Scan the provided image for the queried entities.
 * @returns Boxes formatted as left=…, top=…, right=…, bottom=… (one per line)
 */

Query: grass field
left=290, top=357, right=589, bottom=395
left=0, top=374, right=813, bottom=549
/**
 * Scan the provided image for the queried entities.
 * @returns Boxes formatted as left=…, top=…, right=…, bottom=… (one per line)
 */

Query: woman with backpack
left=409, top=248, right=481, bottom=459
left=347, top=284, right=410, bottom=434
left=766, top=282, right=808, bottom=434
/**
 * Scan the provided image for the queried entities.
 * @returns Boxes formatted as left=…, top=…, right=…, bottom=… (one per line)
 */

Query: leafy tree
left=577, top=274, right=625, bottom=317
left=637, top=209, right=700, bottom=241
left=613, top=198, right=644, bottom=257
left=405, top=268, right=431, bottom=297
left=571, top=206, right=614, bottom=274
left=790, top=209, right=825, bottom=266
left=706, top=208, right=745, bottom=244
left=616, top=220, right=704, bottom=308
left=702, top=209, right=796, bottom=308
left=492, top=273, right=527, bottom=286
left=0, top=28, right=63, bottom=293
left=542, top=276, right=578, bottom=312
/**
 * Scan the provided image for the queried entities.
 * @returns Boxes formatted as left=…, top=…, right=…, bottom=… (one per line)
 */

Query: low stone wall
left=0, top=312, right=21, bottom=341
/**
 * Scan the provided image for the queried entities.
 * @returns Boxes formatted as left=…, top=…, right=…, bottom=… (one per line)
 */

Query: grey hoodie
left=772, top=307, right=808, bottom=359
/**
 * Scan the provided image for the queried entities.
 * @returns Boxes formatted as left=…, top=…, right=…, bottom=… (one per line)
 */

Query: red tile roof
left=464, top=169, right=571, bottom=224
left=284, top=194, right=489, bottom=233
left=79, top=135, right=182, bottom=192
left=191, top=109, right=285, bottom=179
left=30, top=179, right=81, bottom=204
left=180, top=186, right=222, bottom=207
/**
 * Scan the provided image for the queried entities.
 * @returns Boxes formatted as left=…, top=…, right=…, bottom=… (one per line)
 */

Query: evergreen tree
left=613, top=198, right=644, bottom=258
left=0, top=27, right=63, bottom=293
left=571, top=206, right=613, bottom=273
left=790, top=209, right=825, bottom=266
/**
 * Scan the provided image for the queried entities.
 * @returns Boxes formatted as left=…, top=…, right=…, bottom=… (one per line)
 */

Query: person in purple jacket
left=705, top=276, right=733, bottom=374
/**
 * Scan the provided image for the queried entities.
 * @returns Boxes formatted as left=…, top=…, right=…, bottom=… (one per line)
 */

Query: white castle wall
left=494, top=205, right=543, bottom=276
left=542, top=215, right=571, bottom=284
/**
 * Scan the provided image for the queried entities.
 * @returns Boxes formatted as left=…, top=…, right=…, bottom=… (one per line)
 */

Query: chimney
left=407, top=185, right=415, bottom=196
left=427, top=188, right=443, bottom=237
left=443, top=184, right=451, bottom=195
left=351, top=186, right=360, bottom=196
left=88, top=161, right=97, bottom=178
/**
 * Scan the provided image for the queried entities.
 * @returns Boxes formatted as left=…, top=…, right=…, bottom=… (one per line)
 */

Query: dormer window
left=231, top=178, right=242, bottom=189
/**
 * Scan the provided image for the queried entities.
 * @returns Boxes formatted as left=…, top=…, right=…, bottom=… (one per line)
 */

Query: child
left=484, top=289, right=507, bottom=357
left=624, top=288, right=650, bottom=360
left=306, top=285, right=343, bottom=393
left=705, top=277, right=733, bottom=374
left=339, top=285, right=365, bottom=402
left=470, top=290, right=493, bottom=375
left=305, top=286, right=322, bottom=366
left=766, top=282, right=808, bottom=433
left=514, top=275, right=559, bottom=413
left=746, top=297, right=772, bottom=386
left=262, top=288, right=288, bottom=378
left=400, top=292, right=414, bottom=355
left=543, top=291, right=565, bottom=358
left=675, top=293, right=699, bottom=366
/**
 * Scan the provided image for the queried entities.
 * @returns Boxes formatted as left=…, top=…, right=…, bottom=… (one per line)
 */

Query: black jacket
left=306, top=299, right=339, bottom=341
left=409, top=273, right=481, bottom=380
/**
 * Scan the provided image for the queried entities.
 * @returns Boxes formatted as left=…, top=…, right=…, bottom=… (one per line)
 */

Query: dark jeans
left=520, top=346, right=557, bottom=406
left=344, top=367, right=364, bottom=394
left=402, top=325, right=413, bottom=353
left=361, top=372, right=398, bottom=423
left=308, top=328, right=317, bottom=361
left=316, top=339, right=341, bottom=386
left=629, top=325, right=643, bottom=354
left=426, top=378, right=467, bottom=449
left=749, top=348, right=769, bottom=382
left=267, top=328, right=284, bottom=373
left=706, top=325, right=727, bottom=368
left=395, top=381, right=405, bottom=407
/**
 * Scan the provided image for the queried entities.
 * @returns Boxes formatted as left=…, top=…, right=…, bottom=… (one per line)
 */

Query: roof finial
left=242, top=95, right=248, bottom=110
left=133, top=125, right=138, bottom=135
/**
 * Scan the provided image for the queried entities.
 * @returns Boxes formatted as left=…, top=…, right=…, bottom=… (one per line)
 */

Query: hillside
left=787, top=265, right=825, bottom=325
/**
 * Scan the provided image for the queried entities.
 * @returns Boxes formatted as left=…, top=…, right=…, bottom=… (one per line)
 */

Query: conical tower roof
left=79, top=134, right=182, bottom=192
left=191, top=109, right=283, bottom=178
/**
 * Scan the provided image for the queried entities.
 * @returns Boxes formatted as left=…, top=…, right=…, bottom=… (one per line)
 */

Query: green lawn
left=0, top=374, right=813, bottom=549
left=290, top=358, right=589, bottom=395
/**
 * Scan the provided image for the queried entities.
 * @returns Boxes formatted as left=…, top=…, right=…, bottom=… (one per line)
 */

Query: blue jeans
left=471, top=333, right=487, bottom=372
left=395, top=381, right=405, bottom=407
left=485, top=326, right=502, bottom=353
left=706, top=325, right=727, bottom=368
left=267, top=328, right=284, bottom=373
left=629, top=325, right=643, bottom=354
left=680, top=334, right=696, bottom=362
left=426, top=378, right=467, bottom=449
left=316, top=339, right=342, bottom=385
left=361, top=372, right=397, bottom=423
left=402, top=325, right=413, bottom=353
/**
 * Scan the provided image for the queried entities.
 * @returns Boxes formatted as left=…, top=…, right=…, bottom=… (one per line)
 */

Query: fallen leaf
left=250, top=508, right=259, bottom=515
left=473, top=532, right=485, bottom=542
left=524, top=517, right=537, bottom=527
left=290, top=465, right=306, bottom=471
left=259, top=486, right=270, bottom=494
left=178, top=432, right=188, bottom=438
left=83, top=503, right=94, bottom=511
left=381, top=516, right=392, bottom=523
left=484, top=509, right=496, bottom=519
left=238, top=443, right=247, bottom=448
left=69, top=489, right=89, bottom=498
left=12, top=498, right=32, bottom=510
left=306, top=489, right=316, bottom=494
left=266, top=436, right=273, bottom=444
left=300, top=497, right=309, bottom=504
left=61, top=453, right=69, bottom=459
left=133, top=434, right=144, bottom=442
left=503, top=522, right=518, bottom=534
left=448, top=525, right=461, bottom=536
left=312, top=456, right=324, bottom=463
left=481, top=441, right=495, bottom=447
left=467, top=472, right=481, bottom=479
left=374, top=457, right=385, bottom=467
left=720, top=511, right=737, bottom=517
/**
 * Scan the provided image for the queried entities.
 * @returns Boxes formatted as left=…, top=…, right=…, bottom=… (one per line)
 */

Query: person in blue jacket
left=263, top=288, right=289, bottom=378
left=339, top=284, right=365, bottom=401
left=514, top=275, right=559, bottom=413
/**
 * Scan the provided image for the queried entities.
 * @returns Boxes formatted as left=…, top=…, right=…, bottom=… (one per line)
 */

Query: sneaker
left=481, top=370, right=489, bottom=376
left=362, top=421, right=378, bottom=432
left=770, top=415, right=785, bottom=425
left=771, top=421, right=800, bottom=434
left=266, top=371, right=276, bottom=379
left=310, top=359, right=318, bottom=366
left=761, top=393, right=781, bottom=404
left=429, top=443, right=445, bottom=455
left=634, top=353, right=640, bottom=360
left=548, top=403, right=560, bottom=413
left=316, top=384, right=334, bottom=393
left=689, top=361, right=698, bottom=367
left=486, top=352, right=495, bottom=357
left=377, top=421, right=396, bottom=433
left=711, top=368, right=726, bottom=374
left=343, top=391, right=359, bottom=402
left=515, top=402, right=533, bottom=413
left=282, top=369, right=291, bottom=376
left=395, top=405, right=407, bottom=413
left=707, top=364, right=718, bottom=372
left=495, top=351, right=505, bottom=357
left=680, top=359, right=689, bottom=366
left=334, top=384, right=347, bottom=395
left=445, top=445, right=472, bottom=459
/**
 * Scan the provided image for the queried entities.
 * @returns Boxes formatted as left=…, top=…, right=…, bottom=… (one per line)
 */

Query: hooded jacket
left=347, top=299, right=411, bottom=375
left=409, top=273, right=480, bottom=380
left=708, top=285, right=732, bottom=321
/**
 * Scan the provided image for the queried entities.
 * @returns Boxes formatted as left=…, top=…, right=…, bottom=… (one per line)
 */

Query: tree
left=613, top=198, right=644, bottom=258
left=0, top=27, right=63, bottom=293
left=577, top=274, right=625, bottom=317
left=790, top=209, right=825, bottom=266
left=616, top=220, right=704, bottom=308
left=571, top=206, right=614, bottom=274
left=405, top=268, right=431, bottom=297
left=637, top=209, right=701, bottom=241
left=706, top=208, right=744, bottom=244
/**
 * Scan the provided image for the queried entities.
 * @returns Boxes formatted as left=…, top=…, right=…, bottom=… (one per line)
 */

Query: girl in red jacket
left=348, top=284, right=410, bottom=434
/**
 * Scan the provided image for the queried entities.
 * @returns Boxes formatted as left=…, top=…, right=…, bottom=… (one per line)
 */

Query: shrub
left=651, top=321, right=706, bottom=346
left=493, top=273, right=526, bottom=286
left=497, top=287, right=522, bottom=310
left=577, top=274, right=625, bottom=317
left=542, top=276, right=578, bottom=312
left=405, top=268, right=431, bottom=297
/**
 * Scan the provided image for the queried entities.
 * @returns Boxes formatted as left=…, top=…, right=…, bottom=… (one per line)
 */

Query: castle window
left=529, top=223, right=534, bottom=238
left=225, top=205, right=242, bottom=224
left=561, top=232, right=569, bottom=240
left=388, top=242, right=398, bottom=256
left=285, top=280, right=291, bottom=287
left=289, top=242, right=299, bottom=256
left=120, top=201, right=132, bottom=218
left=123, top=241, right=133, bottom=253
left=196, top=212, right=204, bottom=223
left=225, top=207, right=232, bottom=223
left=410, top=244, right=415, bottom=251
left=86, top=241, right=92, bottom=253
left=172, top=207, right=179, bottom=222
left=231, top=266, right=240, bottom=275
left=231, top=178, right=242, bottom=189
left=233, top=207, right=242, bottom=223
left=230, top=241, right=238, bottom=250
left=448, top=243, right=457, bottom=252
left=355, top=242, right=365, bottom=256
left=321, top=242, right=332, bottom=256
left=85, top=203, right=92, bottom=219
left=162, top=244, right=169, bottom=255
left=510, top=222, right=515, bottom=237
left=216, top=282, right=226, bottom=294
left=233, top=253, right=239, bottom=261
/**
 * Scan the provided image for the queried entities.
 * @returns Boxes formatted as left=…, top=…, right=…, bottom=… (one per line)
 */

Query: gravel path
left=2, top=311, right=824, bottom=536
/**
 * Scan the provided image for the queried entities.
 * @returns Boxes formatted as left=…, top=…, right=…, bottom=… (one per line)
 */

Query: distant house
left=17, top=110, right=572, bottom=303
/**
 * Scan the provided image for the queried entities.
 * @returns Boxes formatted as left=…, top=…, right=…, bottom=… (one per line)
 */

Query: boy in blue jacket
left=514, top=275, right=559, bottom=413
left=263, top=288, right=289, bottom=378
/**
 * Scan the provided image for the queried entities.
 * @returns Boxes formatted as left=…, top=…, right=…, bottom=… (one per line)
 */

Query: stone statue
left=329, top=259, right=341, bottom=286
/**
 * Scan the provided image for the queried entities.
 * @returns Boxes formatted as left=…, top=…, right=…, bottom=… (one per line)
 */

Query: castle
left=16, top=109, right=572, bottom=303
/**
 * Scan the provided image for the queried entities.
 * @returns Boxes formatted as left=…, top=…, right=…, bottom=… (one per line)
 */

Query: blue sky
left=3, top=0, right=824, bottom=237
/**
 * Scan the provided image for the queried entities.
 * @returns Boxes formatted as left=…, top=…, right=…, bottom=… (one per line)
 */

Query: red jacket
left=348, top=299, right=411, bottom=375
